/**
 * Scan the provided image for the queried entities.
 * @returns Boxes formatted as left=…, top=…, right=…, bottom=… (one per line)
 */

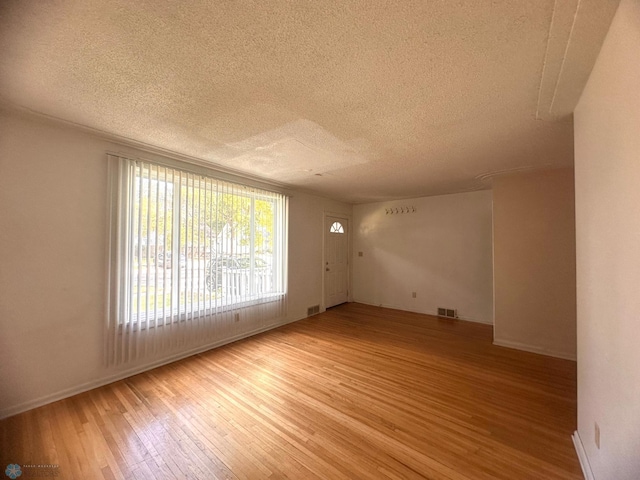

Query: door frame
left=322, top=211, right=352, bottom=311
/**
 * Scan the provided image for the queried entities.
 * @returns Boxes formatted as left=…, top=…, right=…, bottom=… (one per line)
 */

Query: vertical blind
left=106, top=155, right=287, bottom=365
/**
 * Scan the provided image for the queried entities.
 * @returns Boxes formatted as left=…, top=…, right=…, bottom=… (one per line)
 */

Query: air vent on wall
left=437, top=307, right=457, bottom=319
left=307, top=305, right=320, bottom=316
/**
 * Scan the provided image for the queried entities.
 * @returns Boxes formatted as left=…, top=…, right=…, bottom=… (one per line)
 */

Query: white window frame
left=106, top=155, right=288, bottom=331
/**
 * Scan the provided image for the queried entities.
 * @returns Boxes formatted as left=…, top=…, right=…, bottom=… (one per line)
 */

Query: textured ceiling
left=0, top=0, right=619, bottom=203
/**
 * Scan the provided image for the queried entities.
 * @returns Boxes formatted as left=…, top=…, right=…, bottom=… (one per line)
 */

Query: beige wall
left=493, top=168, right=577, bottom=359
left=574, top=0, right=640, bottom=477
left=353, top=191, right=494, bottom=324
left=0, top=108, right=351, bottom=418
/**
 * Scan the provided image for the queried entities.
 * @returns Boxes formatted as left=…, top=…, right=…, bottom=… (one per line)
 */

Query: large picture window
left=107, top=155, right=287, bottom=338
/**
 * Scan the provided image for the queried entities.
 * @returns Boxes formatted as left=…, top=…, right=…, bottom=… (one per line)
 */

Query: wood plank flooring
left=0, top=303, right=582, bottom=479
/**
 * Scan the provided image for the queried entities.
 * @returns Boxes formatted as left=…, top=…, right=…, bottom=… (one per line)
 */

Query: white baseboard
left=353, top=300, right=492, bottom=325
left=0, top=315, right=303, bottom=420
left=572, top=431, right=594, bottom=480
left=492, top=338, right=576, bottom=361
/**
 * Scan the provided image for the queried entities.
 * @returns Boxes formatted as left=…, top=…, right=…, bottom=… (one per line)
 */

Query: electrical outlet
left=234, top=313, right=240, bottom=323
left=595, top=422, right=600, bottom=449
left=358, top=251, right=363, bottom=257
left=412, top=292, right=417, bottom=298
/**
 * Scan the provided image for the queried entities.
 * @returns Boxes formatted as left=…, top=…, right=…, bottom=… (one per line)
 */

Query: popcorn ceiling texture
left=0, top=0, right=619, bottom=203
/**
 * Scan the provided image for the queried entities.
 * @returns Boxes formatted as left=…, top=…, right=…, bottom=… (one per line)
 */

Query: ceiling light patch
left=221, top=119, right=371, bottom=182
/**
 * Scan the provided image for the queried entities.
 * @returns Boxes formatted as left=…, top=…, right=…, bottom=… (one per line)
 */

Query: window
left=330, top=221, right=344, bottom=233
left=107, top=156, right=287, bottom=332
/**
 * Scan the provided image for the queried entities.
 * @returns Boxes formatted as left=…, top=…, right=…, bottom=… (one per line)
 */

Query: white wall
left=493, top=168, right=577, bottom=360
left=573, top=0, right=640, bottom=478
left=352, top=191, right=493, bottom=323
left=288, top=189, right=352, bottom=318
left=0, top=108, right=351, bottom=418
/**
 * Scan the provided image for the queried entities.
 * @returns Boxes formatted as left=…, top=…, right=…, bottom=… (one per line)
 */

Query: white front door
left=324, top=215, right=349, bottom=308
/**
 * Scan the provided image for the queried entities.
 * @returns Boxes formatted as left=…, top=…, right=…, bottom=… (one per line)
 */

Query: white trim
left=493, top=338, right=577, bottom=361
left=354, top=301, right=492, bottom=325
left=572, top=431, right=594, bottom=480
left=491, top=195, right=496, bottom=327
left=0, top=315, right=303, bottom=420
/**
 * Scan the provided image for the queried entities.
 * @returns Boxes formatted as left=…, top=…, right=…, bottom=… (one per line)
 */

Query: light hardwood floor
left=0, top=303, right=582, bottom=479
